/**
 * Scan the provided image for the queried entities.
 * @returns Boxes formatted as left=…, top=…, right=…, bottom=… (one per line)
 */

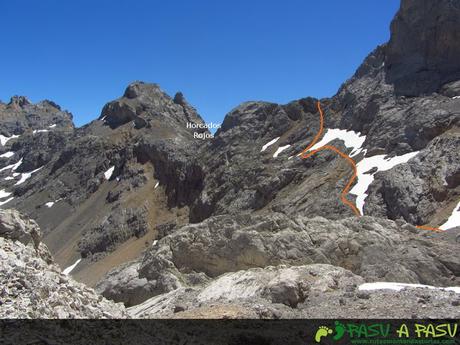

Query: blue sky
left=0, top=1, right=400, bottom=127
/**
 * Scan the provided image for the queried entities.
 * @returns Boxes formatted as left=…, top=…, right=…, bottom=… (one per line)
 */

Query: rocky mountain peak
left=38, top=99, right=62, bottom=111
left=100, top=81, right=207, bottom=131
left=385, top=0, right=460, bottom=96
left=172, top=91, right=187, bottom=105
left=123, top=81, right=163, bottom=100
left=0, top=97, right=74, bottom=136
left=173, top=91, right=207, bottom=129
left=8, top=95, right=31, bottom=109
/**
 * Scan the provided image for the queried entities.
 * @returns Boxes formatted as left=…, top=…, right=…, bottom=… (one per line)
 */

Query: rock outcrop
left=365, top=130, right=460, bottom=224
left=96, top=213, right=460, bottom=318
left=0, top=209, right=127, bottom=318
left=385, top=0, right=460, bottom=96
left=128, top=264, right=460, bottom=319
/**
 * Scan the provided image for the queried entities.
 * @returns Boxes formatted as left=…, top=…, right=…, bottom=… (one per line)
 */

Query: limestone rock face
left=0, top=209, right=127, bottom=318
left=94, top=259, right=178, bottom=308
left=137, top=214, right=460, bottom=287
left=127, top=263, right=460, bottom=319
left=96, top=212, right=460, bottom=318
left=365, top=130, right=460, bottom=224
left=0, top=209, right=41, bottom=247
left=385, top=0, right=460, bottom=96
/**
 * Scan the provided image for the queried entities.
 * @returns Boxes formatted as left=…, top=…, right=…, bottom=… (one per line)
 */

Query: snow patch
left=261, top=137, right=280, bottom=152
left=307, top=128, right=367, bottom=157
left=440, top=200, right=460, bottom=230
left=0, top=151, right=14, bottom=158
left=273, top=145, right=291, bottom=158
left=62, top=258, right=82, bottom=275
left=453, top=96, right=460, bottom=99
left=48, top=124, right=57, bottom=128
left=14, top=166, right=43, bottom=186
left=0, top=190, right=12, bottom=199
left=0, top=197, right=14, bottom=207
left=4, top=176, right=14, bottom=181
left=45, top=198, right=62, bottom=208
left=104, top=166, right=115, bottom=180
left=154, top=182, right=159, bottom=189
left=0, top=158, right=23, bottom=172
left=359, top=282, right=460, bottom=294
left=32, top=129, right=49, bottom=134
left=349, top=152, right=419, bottom=215
left=0, top=134, right=19, bottom=146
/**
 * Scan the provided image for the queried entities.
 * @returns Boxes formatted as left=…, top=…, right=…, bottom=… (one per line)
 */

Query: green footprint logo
left=314, top=326, right=333, bottom=343
left=333, top=321, right=346, bottom=341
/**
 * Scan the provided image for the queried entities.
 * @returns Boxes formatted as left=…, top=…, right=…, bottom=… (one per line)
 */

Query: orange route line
left=299, top=101, right=442, bottom=231
left=298, top=100, right=324, bottom=156
left=302, top=144, right=361, bottom=216
left=415, top=225, right=443, bottom=232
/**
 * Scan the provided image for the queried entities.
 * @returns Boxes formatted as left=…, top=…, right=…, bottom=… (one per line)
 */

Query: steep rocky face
left=0, top=209, right=127, bottom=318
left=189, top=98, right=354, bottom=223
left=385, top=0, right=460, bottom=96
left=187, top=0, right=460, bottom=228
left=365, top=129, right=460, bottom=224
left=333, top=48, right=459, bottom=155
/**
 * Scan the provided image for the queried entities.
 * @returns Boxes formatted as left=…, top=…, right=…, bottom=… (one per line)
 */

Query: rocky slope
left=189, top=0, right=460, bottom=224
left=0, top=82, right=209, bottom=286
left=0, top=209, right=127, bottom=318
left=0, top=0, right=459, bottom=319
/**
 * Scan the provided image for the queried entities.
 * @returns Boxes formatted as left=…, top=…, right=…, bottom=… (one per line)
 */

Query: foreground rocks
left=137, top=214, right=460, bottom=287
left=96, top=213, right=460, bottom=318
left=1, top=208, right=459, bottom=319
left=128, top=264, right=460, bottom=319
left=0, top=209, right=127, bottom=318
